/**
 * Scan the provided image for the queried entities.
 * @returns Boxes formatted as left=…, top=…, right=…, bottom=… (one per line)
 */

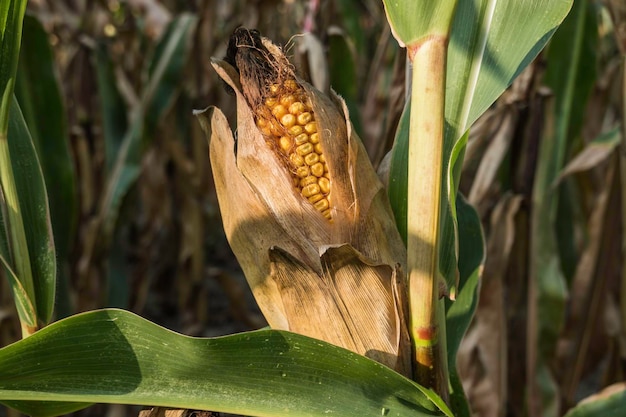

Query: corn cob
left=226, top=28, right=332, bottom=220
left=254, top=80, right=331, bottom=220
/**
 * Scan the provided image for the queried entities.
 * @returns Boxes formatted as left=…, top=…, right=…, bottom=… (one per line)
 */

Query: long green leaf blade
left=0, top=309, right=451, bottom=417
left=7, top=96, right=56, bottom=325
left=15, top=14, right=76, bottom=319
left=445, top=195, right=484, bottom=417
left=98, top=14, right=196, bottom=248
left=0, top=0, right=41, bottom=335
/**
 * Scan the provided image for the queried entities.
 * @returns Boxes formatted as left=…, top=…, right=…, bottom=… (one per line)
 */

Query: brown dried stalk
left=197, top=28, right=411, bottom=377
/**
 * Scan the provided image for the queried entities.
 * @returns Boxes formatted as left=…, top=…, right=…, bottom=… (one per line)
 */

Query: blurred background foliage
left=0, top=0, right=625, bottom=416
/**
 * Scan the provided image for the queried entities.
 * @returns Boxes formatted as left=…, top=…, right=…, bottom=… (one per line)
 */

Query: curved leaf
left=0, top=309, right=451, bottom=417
left=563, top=384, right=626, bottom=417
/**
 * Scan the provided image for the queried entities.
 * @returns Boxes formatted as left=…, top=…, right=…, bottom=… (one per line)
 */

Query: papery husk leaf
left=270, top=244, right=411, bottom=374
left=202, top=37, right=410, bottom=377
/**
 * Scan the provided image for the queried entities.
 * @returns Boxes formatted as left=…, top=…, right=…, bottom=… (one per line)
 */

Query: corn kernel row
left=255, top=79, right=331, bottom=220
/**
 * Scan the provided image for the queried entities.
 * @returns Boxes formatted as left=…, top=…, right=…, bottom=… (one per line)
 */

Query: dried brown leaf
left=459, top=193, right=522, bottom=417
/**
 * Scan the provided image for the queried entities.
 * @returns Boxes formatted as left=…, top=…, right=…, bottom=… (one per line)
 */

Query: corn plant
left=3, top=1, right=623, bottom=417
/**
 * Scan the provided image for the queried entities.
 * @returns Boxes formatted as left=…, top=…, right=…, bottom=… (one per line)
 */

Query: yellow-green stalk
left=406, top=35, right=450, bottom=399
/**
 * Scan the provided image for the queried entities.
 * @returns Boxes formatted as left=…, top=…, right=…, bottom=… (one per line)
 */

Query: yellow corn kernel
left=279, top=136, right=292, bottom=152
left=302, top=183, right=321, bottom=198
left=288, top=125, right=303, bottom=136
left=314, top=198, right=329, bottom=211
left=265, top=97, right=278, bottom=108
left=295, top=166, right=310, bottom=178
left=297, top=112, right=312, bottom=125
left=294, top=133, right=309, bottom=146
left=321, top=208, right=331, bottom=219
left=290, top=153, right=305, bottom=167
left=269, top=84, right=281, bottom=94
left=289, top=102, right=306, bottom=115
left=304, top=153, right=319, bottom=166
left=284, top=79, right=298, bottom=91
left=280, top=113, right=296, bottom=128
left=300, top=175, right=318, bottom=187
left=308, top=194, right=324, bottom=204
left=271, top=104, right=288, bottom=119
left=296, top=143, right=313, bottom=156
left=304, top=122, right=317, bottom=134
left=318, top=177, right=330, bottom=194
left=314, top=143, right=323, bottom=155
left=280, top=95, right=296, bottom=107
left=310, top=162, right=324, bottom=177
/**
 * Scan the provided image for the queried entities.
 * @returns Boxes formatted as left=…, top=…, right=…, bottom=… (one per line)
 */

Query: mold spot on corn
left=226, top=28, right=332, bottom=220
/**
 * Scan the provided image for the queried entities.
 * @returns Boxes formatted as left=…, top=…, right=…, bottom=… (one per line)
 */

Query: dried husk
left=198, top=34, right=410, bottom=376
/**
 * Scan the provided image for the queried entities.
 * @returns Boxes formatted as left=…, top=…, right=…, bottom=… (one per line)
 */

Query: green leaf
left=98, top=14, right=196, bottom=248
left=445, top=194, right=484, bottom=361
left=0, top=252, right=37, bottom=331
left=144, top=13, right=196, bottom=136
left=388, top=101, right=410, bottom=244
left=15, top=14, right=77, bottom=318
left=94, top=41, right=129, bottom=174
left=0, top=0, right=35, bottom=334
left=445, top=0, right=573, bottom=142
left=0, top=309, right=452, bottom=417
left=0, top=0, right=27, bottom=132
left=327, top=29, right=362, bottom=136
left=445, top=194, right=484, bottom=417
left=7, top=97, right=56, bottom=325
left=382, top=0, right=458, bottom=44
left=563, top=384, right=626, bottom=417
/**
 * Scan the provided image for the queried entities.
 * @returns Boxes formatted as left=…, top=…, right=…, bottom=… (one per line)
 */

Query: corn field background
left=1, top=0, right=625, bottom=416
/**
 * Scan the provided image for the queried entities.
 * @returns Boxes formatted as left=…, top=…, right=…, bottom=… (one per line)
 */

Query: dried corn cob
left=226, top=28, right=331, bottom=220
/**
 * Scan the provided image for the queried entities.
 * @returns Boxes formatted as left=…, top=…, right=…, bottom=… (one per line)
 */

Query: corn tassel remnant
left=225, top=28, right=331, bottom=220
